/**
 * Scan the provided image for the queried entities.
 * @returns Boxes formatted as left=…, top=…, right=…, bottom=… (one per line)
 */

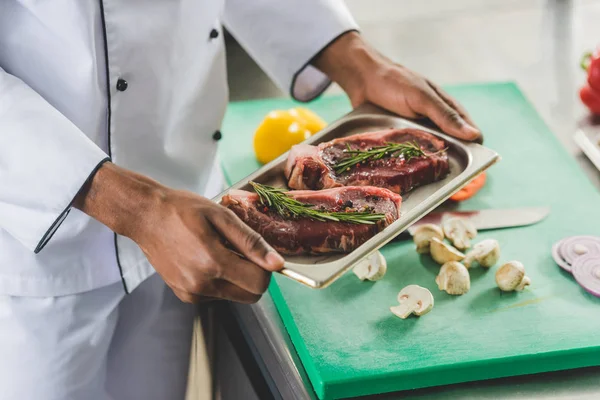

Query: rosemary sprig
left=334, top=141, right=427, bottom=174
left=249, top=182, right=385, bottom=225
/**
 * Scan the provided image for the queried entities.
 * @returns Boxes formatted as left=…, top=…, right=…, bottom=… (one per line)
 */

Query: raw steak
left=285, top=128, right=450, bottom=194
left=221, top=186, right=402, bottom=255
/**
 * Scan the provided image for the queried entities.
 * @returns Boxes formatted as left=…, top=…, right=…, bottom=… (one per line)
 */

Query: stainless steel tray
left=213, top=103, right=500, bottom=289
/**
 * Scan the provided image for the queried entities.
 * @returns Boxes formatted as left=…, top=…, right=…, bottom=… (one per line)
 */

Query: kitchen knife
left=392, top=206, right=551, bottom=241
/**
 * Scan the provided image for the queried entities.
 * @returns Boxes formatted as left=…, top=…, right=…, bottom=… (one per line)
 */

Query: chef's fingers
left=208, top=207, right=285, bottom=272
left=426, top=81, right=477, bottom=128
left=417, top=88, right=481, bottom=142
left=427, top=81, right=483, bottom=144
left=209, top=242, right=272, bottom=295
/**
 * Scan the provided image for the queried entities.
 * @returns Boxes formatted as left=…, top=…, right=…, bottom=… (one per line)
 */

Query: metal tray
left=212, top=103, right=500, bottom=289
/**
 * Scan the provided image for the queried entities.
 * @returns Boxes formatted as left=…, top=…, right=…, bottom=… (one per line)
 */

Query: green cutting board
left=219, top=82, right=600, bottom=400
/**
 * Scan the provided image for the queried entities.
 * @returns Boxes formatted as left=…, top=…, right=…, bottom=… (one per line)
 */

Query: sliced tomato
left=450, top=172, right=487, bottom=202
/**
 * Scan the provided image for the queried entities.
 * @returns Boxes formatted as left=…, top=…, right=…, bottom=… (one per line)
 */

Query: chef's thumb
left=211, top=208, right=285, bottom=271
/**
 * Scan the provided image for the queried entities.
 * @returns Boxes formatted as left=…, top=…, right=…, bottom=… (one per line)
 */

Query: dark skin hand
left=74, top=162, right=284, bottom=304
left=73, top=32, right=479, bottom=306
left=314, top=32, right=483, bottom=143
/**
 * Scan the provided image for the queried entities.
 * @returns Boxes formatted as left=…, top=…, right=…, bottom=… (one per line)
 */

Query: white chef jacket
left=0, top=0, right=357, bottom=296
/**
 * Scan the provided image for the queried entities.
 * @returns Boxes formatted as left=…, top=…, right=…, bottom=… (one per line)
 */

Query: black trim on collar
left=34, top=157, right=111, bottom=254
left=98, top=0, right=129, bottom=294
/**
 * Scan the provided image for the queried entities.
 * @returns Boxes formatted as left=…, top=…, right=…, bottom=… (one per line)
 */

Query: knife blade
left=392, top=206, right=551, bottom=241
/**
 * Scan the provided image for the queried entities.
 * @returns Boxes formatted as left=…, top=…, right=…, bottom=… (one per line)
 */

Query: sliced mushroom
left=430, top=237, right=465, bottom=265
left=436, top=261, right=471, bottom=295
left=495, top=261, right=531, bottom=291
left=412, top=224, right=445, bottom=254
left=463, top=239, right=501, bottom=268
left=390, top=285, right=434, bottom=319
left=353, top=251, right=387, bottom=281
left=442, top=217, right=477, bottom=250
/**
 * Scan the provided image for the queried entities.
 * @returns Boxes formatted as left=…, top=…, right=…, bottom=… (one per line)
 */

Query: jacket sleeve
left=0, top=67, right=110, bottom=253
left=222, top=0, right=359, bottom=102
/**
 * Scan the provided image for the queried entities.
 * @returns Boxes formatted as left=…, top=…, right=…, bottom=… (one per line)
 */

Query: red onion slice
left=559, top=236, right=600, bottom=266
left=571, top=254, right=600, bottom=297
left=552, top=239, right=573, bottom=272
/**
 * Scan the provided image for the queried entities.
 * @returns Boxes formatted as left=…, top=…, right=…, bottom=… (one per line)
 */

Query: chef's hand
left=314, top=32, right=482, bottom=143
left=74, top=162, right=284, bottom=304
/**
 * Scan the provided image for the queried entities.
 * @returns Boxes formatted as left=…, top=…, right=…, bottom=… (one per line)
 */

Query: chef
left=0, top=1, right=481, bottom=399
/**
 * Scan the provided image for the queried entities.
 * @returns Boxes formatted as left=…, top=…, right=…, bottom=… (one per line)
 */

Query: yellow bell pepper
left=253, top=107, right=327, bottom=164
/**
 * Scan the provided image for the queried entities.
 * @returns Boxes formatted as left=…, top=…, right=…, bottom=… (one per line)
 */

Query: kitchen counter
left=214, top=1, right=600, bottom=399
left=222, top=295, right=600, bottom=400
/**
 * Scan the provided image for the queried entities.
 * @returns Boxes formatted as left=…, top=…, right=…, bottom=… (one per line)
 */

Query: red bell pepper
left=579, top=85, right=600, bottom=115
left=580, top=48, right=600, bottom=115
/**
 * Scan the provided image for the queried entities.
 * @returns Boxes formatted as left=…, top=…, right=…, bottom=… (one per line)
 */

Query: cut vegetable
left=559, top=236, right=600, bottom=266
left=463, top=239, right=500, bottom=269
left=552, top=238, right=573, bottom=272
left=551, top=236, right=600, bottom=273
left=429, top=237, right=466, bottom=265
left=436, top=261, right=470, bottom=295
left=571, top=254, right=600, bottom=297
left=353, top=251, right=387, bottom=281
left=390, top=285, right=434, bottom=319
left=495, top=261, right=530, bottom=292
left=450, top=172, right=487, bottom=202
left=442, top=217, right=477, bottom=250
left=412, top=223, right=444, bottom=254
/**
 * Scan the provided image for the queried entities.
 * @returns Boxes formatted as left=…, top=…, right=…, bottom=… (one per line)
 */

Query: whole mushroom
left=412, top=224, right=444, bottom=254
left=442, top=217, right=478, bottom=250
left=463, top=239, right=501, bottom=269
left=495, top=261, right=531, bottom=291
left=353, top=251, right=387, bottom=281
left=430, top=237, right=466, bottom=265
left=390, top=285, right=434, bottom=319
left=436, top=261, right=471, bottom=295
